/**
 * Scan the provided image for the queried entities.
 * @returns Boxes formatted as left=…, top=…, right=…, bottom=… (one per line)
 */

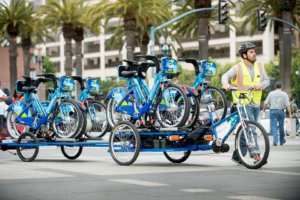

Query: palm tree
left=73, top=5, right=102, bottom=98
left=95, top=0, right=163, bottom=60
left=238, top=0, right=300, bottom=96
left=40, top=0, right=86, bottom=76
left=278, top=0, right=297, bottom=96
left=172, top=0, right=236, bottom=60
left=0, top=0, right=34, bottom=92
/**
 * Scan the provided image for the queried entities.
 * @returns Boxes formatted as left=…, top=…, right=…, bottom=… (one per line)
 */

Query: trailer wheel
left=61, top=146, right=83, bottom=160
left=16, top=132, right=39, bottom=162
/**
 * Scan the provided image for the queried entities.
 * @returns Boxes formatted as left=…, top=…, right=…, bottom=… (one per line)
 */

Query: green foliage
left=171, top=64, right=196, bottom=86
left=100, top=79, right=127, bottom=103
left=43, top=56, right=57, bottom=99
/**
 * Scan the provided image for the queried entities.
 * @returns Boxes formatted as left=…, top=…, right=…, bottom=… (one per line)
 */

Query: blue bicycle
left=106, top=55, right=190, bottom=129
left=6, top=75, right=84, bottom=140
left=109, top=88, right=270, bottom=169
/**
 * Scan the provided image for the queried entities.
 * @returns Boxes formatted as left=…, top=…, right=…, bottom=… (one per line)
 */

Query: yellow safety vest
left=231, top=62, right=265, bottom=104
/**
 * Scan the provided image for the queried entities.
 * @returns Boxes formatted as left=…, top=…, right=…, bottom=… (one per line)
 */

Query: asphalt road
left=0, top=135, right=300, bottom=200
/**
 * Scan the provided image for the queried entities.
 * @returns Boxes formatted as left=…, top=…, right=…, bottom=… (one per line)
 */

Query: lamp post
left=296, top=71, right=299, bottom=108
left=274, top=59, right=279, bottom=82
left=34, top=49, right=45, bottom=100
left=159, top=36, right=172, bottom=57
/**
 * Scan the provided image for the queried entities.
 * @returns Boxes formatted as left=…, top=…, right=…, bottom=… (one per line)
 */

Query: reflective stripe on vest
left=231, top=62, right=264, bottom=104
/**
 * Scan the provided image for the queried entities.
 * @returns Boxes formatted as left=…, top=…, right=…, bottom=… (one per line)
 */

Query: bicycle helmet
left=238, top=42, right=256, bottom=63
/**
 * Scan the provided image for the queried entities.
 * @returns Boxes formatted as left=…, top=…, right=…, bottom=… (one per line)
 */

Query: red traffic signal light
left=219, top=0, right=228, bottom=24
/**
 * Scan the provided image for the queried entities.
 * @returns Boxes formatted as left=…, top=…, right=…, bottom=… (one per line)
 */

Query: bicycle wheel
left=109, top=121, right=141, bottom=166
left=85, top=101, right=109, bottom=138
left=52, top=99, right=83, bottom=138
left=183, top=95, right=200, bottom=128
left=200, top=86, right=227, bottom=122
left=61, top=146, right=83, bottom=160
left=163, top=151, right=191, bottom=163
left=6, top=110, right=30, bottom=139
left=107, top=98, right=132, bottom=127
left=16, top=132, right=39, bottom=162
left=156, top=83, right=190, bottom=127
left=235, top=120, right=270, bottom=169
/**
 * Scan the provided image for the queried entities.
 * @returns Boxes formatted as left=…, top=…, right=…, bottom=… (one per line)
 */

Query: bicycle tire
left=61, top=146, right=83, bottom=160
left=183, top=95, right=200, bottom=128
left=16, top=132, right=39, bottom=162
left=200, top=86, right=227, bottom=121
left=52, top=99, right=83, bottom=138
left=74, top=109, right=87, bottom=139
left=163, top=151, right=191, bottom=163
left=235, top=120, right=270, bottom=169
left=156, top=83, right=190, bottom=127
left=85, top=101, right=109, bottom=138
left=109, top=121, right=141, bottom=166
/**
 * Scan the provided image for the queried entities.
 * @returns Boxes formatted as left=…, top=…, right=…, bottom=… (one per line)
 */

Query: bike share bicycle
left=5, top=75, right=87, bottom=161
left=106, top=55, right=190, bottom=130
left=109, top=87, right=269, bottom=169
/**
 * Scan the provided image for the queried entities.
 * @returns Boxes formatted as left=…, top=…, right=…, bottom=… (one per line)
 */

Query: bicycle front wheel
left=235, top=120, right=270, bottom=169
left=156, top=83, right=190, bottom=127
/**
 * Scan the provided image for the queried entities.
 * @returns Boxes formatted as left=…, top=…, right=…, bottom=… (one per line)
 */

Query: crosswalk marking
left=228, top=196, right=281, bottom=200
left=180, top=189, right=214, bottom=193
left=109, top=179, right=168, bottom=186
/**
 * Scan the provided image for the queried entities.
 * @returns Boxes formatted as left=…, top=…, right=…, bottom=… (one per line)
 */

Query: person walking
left=288, top=96, right=300, bottom=135
left=222, top=42, right=270, bottom=165
left=262, top=82, right=291, bottom=146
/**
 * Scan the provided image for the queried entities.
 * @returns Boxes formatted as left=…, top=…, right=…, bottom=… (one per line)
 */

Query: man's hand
left=289, top=114, right=292, bottom=119
left=254, top=84, right=262, bottom=90
left=222, top=83, right=232, bottom=91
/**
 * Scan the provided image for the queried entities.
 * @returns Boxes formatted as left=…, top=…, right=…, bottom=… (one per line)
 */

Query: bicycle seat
left=200, top=98, right=216, bottom=104
left=121, top=71, right=137, bottom=78
left=48, top=87, right=55, bottom=93
left=22, top=86, right=37, bottom=93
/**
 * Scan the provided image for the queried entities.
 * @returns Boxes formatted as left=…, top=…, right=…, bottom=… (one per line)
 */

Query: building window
left=105, top=20, right=120, bottom=34
left=236, top=23, right=260, bottom=36
left=84, top=29, right=96, bottom=38
left=105, top=55, right=122, bottom=67
left=30, top=54, right=35, bottom=64
left=84, top=41, right=100, bottom=54
left=53, top=61, right=60, bottom=72
left=30, top=69, right=36, bottom=78
left=209, top=44, right=230, bottom=58
left=236, top=41, right=263, bottom=56
left=178, top=34, right=197, bottom=43
left=29, top=0, right=41, bottom=11
left=180, top=48, right=198, bottom=58
left=105, top=39, right=121, bottom=51
left=84, top=57, right=100, bottom=70
left=46, top=46, right=60, bottom=57
left=46, top=32, right=60, bottom=43
left=210, top=24, right=229, bottom=39
left=274, top=39, right=279, bottom=55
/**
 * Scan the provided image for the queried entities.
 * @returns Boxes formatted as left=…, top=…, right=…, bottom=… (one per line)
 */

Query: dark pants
left=0, top=115, right=4, bottom=133
left=270, top=110, right=285, bottom=145
left=292, top=115, right=299, bottom=132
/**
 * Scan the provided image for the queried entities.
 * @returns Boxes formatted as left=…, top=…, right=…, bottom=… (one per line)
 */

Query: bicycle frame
left=14, top=90, right=67, bottom=130
left=115, top=72, right=168, bottom=119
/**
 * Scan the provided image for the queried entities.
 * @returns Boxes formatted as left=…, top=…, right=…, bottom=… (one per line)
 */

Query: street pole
left=296, top=71, right=299, bottom=108
left=34, top=49, right=45, bottom=100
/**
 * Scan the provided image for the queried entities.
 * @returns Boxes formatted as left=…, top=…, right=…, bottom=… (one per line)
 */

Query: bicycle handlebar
left=136, top=55, right=160, bottom=73
left=177, top=58, right=201, bottom=75
left=71, top=76, right=85, bottom=90
left=37, top=74, right=58, bottom=89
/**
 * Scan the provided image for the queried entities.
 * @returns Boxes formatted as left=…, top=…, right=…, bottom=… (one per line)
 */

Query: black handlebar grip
left=177, top=58, right=185, bottom=61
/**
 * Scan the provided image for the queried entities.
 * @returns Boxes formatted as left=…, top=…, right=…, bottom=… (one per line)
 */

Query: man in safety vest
left=221, top=42, right=270, bottom=165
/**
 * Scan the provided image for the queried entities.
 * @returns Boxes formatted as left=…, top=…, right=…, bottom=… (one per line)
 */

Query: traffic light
left=219, top=0, right=228, bottom=24
left=257, top=9, right=267, bottom=31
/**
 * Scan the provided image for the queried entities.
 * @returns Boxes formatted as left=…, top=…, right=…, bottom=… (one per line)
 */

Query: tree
left=42, top=56, right=57, bottom=99
left=40, top=0, right=86, bottom=76
left=0, top=0, right=35, bottom=92
left=172, top=0, right=236, bottom=60
left=238, top=0, right=300, bottom=96
left=96, top=0, right=163, bottom=60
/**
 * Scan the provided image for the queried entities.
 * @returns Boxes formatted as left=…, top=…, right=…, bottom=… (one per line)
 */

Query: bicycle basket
left=118, top=65, right=129, bottom=79
left=87, top=78, right=100, bottom=92
left=161, top=58, right=178, bottom=75
left=201, top=61, right=217, bottom=77
left=16, top=80, right=27, bottom=94
left=59, top=77, right=74, bottom=91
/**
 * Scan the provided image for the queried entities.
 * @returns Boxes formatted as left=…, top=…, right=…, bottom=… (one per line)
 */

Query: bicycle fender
left=7, top=101, right=31, bottom=117
left=106, top=87, right=129, bottom=102
left=182, top=85, right=199, bottom=96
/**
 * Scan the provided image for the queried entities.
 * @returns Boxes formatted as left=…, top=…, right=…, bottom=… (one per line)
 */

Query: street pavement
left=0, top=134, right=299, bottom=200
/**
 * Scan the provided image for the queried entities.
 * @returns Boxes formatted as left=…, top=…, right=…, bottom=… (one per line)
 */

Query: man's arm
left=287, top=105, right=292, bottom=119
left=221, top=66, right=237, bottom=91
left=0, top=96, right=8, bottom=101
left=263, top=94, right=270, bottom=112
left=255, top=69, right=270, bottom=90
